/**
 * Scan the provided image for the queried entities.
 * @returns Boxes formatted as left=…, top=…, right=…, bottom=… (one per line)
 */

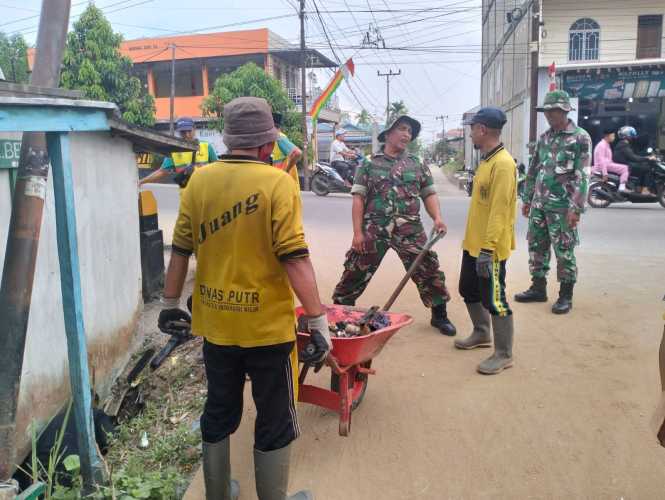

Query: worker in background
left=139, top=117, right=218, bottom=187
left=332, top=115, right=457, bottom=336
left=613, top=125, right=657, bottom=195
left=271, top=112, right=302, bottom=188
left=456, top=107, right=516, bottom=375
left=159, top=97, right=328, bottom=500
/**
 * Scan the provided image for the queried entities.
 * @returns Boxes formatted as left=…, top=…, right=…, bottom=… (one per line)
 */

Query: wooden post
left=46, top=132, right=105, bottom=491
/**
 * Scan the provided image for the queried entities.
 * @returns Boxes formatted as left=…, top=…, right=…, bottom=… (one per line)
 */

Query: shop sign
left=564, top=67, right=665, bottom=100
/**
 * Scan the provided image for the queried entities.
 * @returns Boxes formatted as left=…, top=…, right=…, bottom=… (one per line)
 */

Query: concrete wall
left=0, top=132, right=143, bottom=459
left=541, top=0, right=665, bottom=66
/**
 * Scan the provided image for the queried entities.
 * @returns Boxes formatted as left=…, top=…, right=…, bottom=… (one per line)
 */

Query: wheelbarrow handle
left=382, top=229, right=446, bottom=311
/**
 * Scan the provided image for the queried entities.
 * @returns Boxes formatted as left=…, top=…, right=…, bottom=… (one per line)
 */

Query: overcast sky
left=5, top=0, right=482, bottom=143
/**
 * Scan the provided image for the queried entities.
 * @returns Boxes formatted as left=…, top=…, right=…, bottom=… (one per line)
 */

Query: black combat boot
left=514, top=277, right=548, bottom=303
left=551, top=282, right=574, bottom=314
left=431, top=303, right=457, bottom=336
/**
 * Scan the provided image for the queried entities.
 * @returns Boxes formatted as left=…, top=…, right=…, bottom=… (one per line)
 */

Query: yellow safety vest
left=171, top=142, right=210, bottom=172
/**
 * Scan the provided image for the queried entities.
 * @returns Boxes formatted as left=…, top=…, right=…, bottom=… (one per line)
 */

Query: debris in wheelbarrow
left=296, top=310, right=392, bottom=338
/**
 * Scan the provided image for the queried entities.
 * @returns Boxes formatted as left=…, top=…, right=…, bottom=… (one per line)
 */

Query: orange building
left=119, top=28, right=339, bottom=122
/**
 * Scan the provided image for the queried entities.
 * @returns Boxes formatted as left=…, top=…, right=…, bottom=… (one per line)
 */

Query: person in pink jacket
left=593, top=128, right=631, bottom=192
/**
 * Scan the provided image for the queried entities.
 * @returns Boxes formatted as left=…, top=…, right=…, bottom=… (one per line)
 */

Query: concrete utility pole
left=299, top=0, right=310, bottom=190
left=169, top=43, right=176, bottom=135
left=528, top=2, right=541, bottom=151
left=436, top=114, right=448, bottom=162
left=0, top=0, right=71, bottom=483
left=377, top=69, right=401, bottom=124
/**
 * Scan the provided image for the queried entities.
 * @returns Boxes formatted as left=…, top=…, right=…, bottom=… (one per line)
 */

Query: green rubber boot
left=477, top=315, right=514, bottom=375
left=202, top=438, right=240, bottom=500
left=455, top=302, right=492, bottom=350
left=254, top=445, right=313, bottom=500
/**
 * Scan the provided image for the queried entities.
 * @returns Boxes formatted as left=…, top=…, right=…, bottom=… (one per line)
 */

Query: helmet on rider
left=618, top=126, right=637, bottom=140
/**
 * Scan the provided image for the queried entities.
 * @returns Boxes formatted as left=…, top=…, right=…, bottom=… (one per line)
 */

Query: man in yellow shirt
left=456, top=107, right=517, bottom=375
left=159, top=97, right=329, bottom=500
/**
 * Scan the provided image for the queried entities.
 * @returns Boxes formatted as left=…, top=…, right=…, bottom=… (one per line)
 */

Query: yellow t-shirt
left=463, top=145, right=517, bottom=261
left=172, top=156, right=309, bottom=347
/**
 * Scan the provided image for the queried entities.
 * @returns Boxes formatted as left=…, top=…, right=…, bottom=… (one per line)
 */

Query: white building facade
left=481, top=0, right=665, bottom=163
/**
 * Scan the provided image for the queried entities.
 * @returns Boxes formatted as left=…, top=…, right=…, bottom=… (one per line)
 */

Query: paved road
left=144, top=167, right=665, bottom=259
left=144, top=168, right=665, bottom=499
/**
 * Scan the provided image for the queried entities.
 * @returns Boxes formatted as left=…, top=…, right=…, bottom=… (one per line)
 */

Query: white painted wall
left=542, top=0, right=665, bottom=66
left=0, top=132, right=143, bottom=458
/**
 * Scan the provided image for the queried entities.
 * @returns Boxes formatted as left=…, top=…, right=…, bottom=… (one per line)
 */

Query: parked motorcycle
left=587, top=150, right=665, bottom=209
left=311, top=153, right=362, bottom=197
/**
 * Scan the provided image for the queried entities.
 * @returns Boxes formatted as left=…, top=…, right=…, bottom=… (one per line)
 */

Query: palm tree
left=357, top=109, right=371, bottom=127
left=387, top=100, right=408, bottom=124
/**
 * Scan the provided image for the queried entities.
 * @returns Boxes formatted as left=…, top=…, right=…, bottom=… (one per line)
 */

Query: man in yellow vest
left=271, top=112, right=302, bottom=188
left=139, top=117, right=218, bottom=187
left=456, top=107, right=517, bottom=375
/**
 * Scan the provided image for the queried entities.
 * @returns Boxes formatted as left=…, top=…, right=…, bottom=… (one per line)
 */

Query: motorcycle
left=587, top=150, right=665, bottom=209
left=310, top=153, right=362, bottom=197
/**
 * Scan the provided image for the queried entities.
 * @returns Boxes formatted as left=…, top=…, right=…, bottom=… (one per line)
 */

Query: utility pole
left=528, top=1, right=541, bottom=152
left=169, top=43, right=176, bottom=135
left=299, top=0, right=310, bottom=190
left=0, top=0, right=72, bottom=483
left=436, top=114, right=448, bottom=162
left=377, top=69, right=401, bottom=124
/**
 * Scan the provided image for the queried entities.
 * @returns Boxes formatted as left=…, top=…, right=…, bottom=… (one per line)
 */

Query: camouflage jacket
left=522, top=120, right=591, bottom=214
left=351, top=151, right=437, bottom=221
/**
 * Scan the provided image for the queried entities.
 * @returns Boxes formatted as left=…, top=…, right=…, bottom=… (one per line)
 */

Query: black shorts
left=458, top=250, right=512, bottom=316
left=200, top=340, right=299, bottom=452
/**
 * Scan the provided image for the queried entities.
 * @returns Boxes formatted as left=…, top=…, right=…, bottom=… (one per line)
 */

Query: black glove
left=476, top=249, right=494, bottom=279
left=299, top=330, right=330, bottom=370
left=158, top=308, right=191, bottom=333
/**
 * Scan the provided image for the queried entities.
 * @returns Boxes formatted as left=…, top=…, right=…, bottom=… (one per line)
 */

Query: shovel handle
left=382, top=228, right=445, bottom=311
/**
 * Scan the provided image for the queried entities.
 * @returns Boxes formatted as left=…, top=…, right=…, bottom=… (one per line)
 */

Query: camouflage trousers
left=332, top=217, right=450, bottom=307
left=527, top=207, right=579, bottom=284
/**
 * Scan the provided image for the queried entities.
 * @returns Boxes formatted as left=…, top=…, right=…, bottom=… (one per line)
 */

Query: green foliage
left=387, top=100, right=408, bottom=125
left=0, top=32, right=29, bottom=83
left=60, top=5, right=154, bottom=126
left=356, top=109, right=371, bottom=127
left=202, top=62, right=303, bottom=147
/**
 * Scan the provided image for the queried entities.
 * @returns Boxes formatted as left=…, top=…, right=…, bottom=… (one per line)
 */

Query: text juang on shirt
left=198, top=193, right=260, bottom=244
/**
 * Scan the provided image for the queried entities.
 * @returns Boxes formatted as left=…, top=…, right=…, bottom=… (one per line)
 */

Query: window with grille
left=569, top=18, right=600, bottom=61
left=637, top=15, right=663, bottom=59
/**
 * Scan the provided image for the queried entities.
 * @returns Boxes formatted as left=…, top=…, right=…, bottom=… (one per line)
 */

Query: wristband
left=161, top=296, right=181, bottom=308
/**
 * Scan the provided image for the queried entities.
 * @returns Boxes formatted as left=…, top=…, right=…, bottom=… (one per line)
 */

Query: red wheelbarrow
left=295, top=305, right=413, bottom=436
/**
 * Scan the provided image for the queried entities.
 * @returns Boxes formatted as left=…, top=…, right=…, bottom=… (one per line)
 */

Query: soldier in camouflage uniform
left=332, top=115, right=457, bottom=335
left=515, top=90, right=592, bottom=314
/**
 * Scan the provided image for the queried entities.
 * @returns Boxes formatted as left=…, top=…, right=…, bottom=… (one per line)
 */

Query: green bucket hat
left=536, top=90, right=575, bottom=112
left=378, top=115, right=421, bottom=143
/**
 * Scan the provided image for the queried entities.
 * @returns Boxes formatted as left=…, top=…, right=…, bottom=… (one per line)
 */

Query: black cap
left=463, top=107, right=507, bottom=130
left=602, top=127, right=615, bottom=135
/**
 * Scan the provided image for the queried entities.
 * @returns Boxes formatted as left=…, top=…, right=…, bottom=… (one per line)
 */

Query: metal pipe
left=0, top=0, right=71, bottom=481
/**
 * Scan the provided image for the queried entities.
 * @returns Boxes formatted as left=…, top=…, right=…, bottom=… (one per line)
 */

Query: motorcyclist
left=330, top=129, right=358, bottom=186
left=613, top=126, right=657, bottom=195
left=592, top=128, right=631, bottom=193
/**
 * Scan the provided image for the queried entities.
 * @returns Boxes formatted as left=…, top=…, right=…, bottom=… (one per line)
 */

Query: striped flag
left=309, top=59, right=355, bottom=121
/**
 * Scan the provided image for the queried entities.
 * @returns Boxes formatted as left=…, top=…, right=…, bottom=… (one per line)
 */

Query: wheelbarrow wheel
left=330, top=361, right=371, bottom=410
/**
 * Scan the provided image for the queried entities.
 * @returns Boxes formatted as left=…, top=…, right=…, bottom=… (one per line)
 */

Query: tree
left=387, top=100, right=407, bottom=124
left=60, top=5, right=155, bottom=126
left=356, top=109, right=371, bottom=127
left=202, top=62, right=303, bottom=148
left=0, top=33, right=29, bottom=83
